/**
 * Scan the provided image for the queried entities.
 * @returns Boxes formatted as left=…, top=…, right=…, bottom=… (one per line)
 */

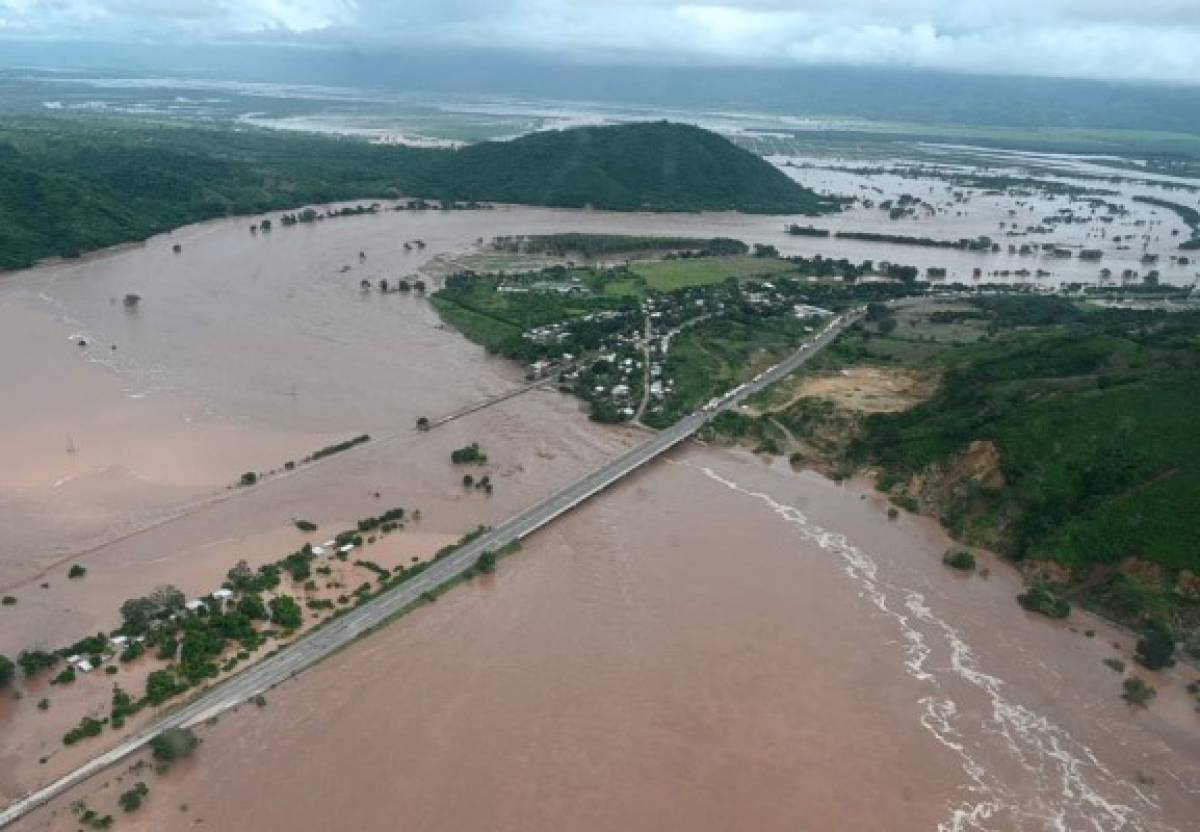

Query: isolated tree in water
left=1135, top=621, right=1176, bottom=670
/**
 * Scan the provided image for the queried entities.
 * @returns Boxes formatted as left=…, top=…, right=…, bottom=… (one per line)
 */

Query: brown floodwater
left=0, top=184, right=1188, bottom=583
left=13, top=448, right=1197, bottom=832
left=2, top=190, right=1197, bottom=829
left=0, top=188, right=1185, bottom=577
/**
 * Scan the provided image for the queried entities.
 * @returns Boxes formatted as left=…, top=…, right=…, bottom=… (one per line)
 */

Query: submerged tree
left=1135, top=621, right=1176, bottom=671
left=151, top=728, right=200, bottom=762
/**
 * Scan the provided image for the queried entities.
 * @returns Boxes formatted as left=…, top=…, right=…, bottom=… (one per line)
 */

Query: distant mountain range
left=5, top=41, right=1200, bottom=134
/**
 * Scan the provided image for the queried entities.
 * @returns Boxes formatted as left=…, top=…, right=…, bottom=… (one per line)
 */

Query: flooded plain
left=5, top=183, right=1183, bottom=586
left=13, top=448, right=1198, bottom=832
left=2, top=150, right=1199, bottom=830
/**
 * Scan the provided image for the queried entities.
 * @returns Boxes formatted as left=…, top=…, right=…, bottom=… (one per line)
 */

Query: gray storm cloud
left=1, top=0, right=1198, bottom=85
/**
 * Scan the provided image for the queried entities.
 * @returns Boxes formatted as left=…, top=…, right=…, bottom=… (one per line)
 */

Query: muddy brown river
left=2, top=195, right=1198, bottom=831
left=12, top=449, right=1199, bottom=832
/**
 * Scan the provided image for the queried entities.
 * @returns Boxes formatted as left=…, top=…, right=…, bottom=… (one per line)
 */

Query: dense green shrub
left=145, top=669, right=188, bottom=705
left=1135, top=621, right=1176, bottom=670
left=63, top=716, right=105, bottom=745
left=237, top=594, right=268, bottom=621
left=942, top=550, right=977, bottom=572
left=1122, top=677, right=1157, bottom=707
left=151, top=728, right=200, bottom=762
left=119, top=642, right=145, bottom=663
left=120, top=585, right=185, bottom=634
left=268, top=596, right=303, bottom=630
left=118, top=782, right=149, bottom=813
left=450, top=443, right=488, bottom=465
left=1017, top=585, right=1071, bottom=619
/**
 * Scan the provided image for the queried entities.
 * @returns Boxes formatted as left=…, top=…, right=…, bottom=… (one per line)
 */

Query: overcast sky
left=2, top=0, right=1199, bottom=86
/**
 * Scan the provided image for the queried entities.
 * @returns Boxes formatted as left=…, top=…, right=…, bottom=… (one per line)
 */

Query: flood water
left=2, top=178, right=1198, bottom=830
left=15, top=448, right=1198, bottom=832
left=4, top=189, right=1178, bottom=591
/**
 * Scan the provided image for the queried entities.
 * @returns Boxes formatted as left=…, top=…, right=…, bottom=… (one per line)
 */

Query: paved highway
left=0, top=309, right=862, bottom=828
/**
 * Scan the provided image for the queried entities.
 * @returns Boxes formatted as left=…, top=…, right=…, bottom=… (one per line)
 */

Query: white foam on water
left=685, top=462, right=1173, bottom=832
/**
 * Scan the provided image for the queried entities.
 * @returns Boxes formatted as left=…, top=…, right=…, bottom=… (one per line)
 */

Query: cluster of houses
left=498, top=276, right=587, bottom=295
left=518, top=276, right=838, bottom=423
left=311, top=539, right=358, bottom=557
left=60, top=532, right=383, bottom=678
left=522, top=309, right=628, bottom=346
left=63, top=637, right=147, bottom=674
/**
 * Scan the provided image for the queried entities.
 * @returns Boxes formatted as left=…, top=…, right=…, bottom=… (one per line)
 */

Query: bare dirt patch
left=781, top=366, right=937, bottom=413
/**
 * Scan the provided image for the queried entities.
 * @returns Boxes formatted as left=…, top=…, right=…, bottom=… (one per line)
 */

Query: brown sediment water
left=0, top=189, right=1184, bottom=572
left=1, top=187, right=1197, bottom=829
left=13, top=448, right=1197, bottom=832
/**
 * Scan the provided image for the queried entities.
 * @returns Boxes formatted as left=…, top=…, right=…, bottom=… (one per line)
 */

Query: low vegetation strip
left=1131, top=195, right=1200, bottom=249
left=492, top=234, right=749, bottom=258
left=832, top=230, right=996, bottom=250
left=785, top=224, right=831, bottom=237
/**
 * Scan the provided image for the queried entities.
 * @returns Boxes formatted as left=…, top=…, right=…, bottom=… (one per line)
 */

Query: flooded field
left=770, top=152, right=1200, bottom=287
left=2, top=151, right=1199, bottom=829
left=5, top=184, right=1182, bottom=584
left=13, top=447, right=1198, bottom=832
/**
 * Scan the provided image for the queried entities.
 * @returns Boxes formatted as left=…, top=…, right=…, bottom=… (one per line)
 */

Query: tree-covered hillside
left=429, top=122, right=832, bottom=214
left=0, top=117, right=827, bottom=270
left=844, top=298, right=1200, bottom=627
left=0, top=118, right=439, bottom=269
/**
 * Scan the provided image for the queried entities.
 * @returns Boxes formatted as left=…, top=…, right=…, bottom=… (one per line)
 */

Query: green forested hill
left=0, top=118, right=826, bottom=270
left=0, top=119, right=439, bottom=269
left=429, top=121, right=831, bottom=214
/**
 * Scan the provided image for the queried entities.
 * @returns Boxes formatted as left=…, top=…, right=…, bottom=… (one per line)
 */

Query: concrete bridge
left=0, top=309, right=861, bottom=828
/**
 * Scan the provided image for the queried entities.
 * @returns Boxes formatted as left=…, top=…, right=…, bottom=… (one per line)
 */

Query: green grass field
left=628, top=256, right=796, bottom=293
left=429, top=296, right=523, bottom=354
